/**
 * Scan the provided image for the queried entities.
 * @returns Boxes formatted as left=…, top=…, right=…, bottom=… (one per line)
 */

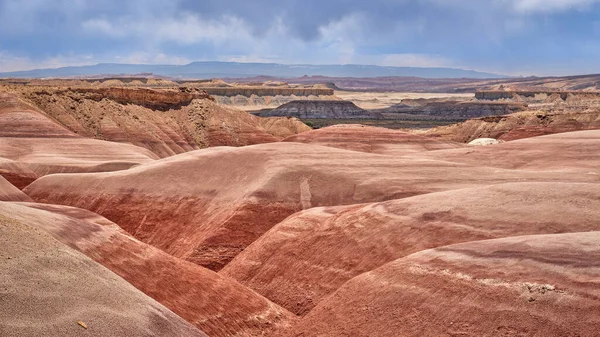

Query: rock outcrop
left=0, top=92, right=158, bottom=186
left=426, top=110, right=600, bottom=142
left=378, top=100, right=528, bottom=119
left=10, top=86, right=308, bottom=157
left=260, top=100, right=379, bottom=119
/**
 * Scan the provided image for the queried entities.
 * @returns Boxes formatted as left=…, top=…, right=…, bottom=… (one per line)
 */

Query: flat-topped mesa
left=261, top=100, right=379, bottom=119
left=475, top=90, right=600, bottom=101
left=380, top=101, right=528, bottom=119
left=68, top=87, right=214, bottom=111
left=196, top=87, right=334, bottom=97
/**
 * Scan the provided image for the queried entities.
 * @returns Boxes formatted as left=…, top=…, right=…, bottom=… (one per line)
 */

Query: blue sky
left=1, top=0, right=599, bottom=76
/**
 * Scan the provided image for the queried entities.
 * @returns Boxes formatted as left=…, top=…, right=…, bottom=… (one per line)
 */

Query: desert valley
left=2, top=1, right=600, bottom=336
left=1, top=73, right=600, bottom=336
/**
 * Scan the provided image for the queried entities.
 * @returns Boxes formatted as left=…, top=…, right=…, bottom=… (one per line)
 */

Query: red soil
left=287, top=231, right=600, bottom=336
left=284, top=124, right=463, bottom=155
left=0, top=203, right=207, bottom=337
left=24, top=130, right=600, bottom=272
left=4, top=202, right=295, bottom=337
left=0, top=92, right=157, bottom=187
left=0, top=176, right=32, bottom=202
left=222, top=182, right=600, bottom=315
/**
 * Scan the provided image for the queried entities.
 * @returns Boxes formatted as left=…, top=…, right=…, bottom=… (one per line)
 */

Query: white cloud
left=0, top=52, right=95, bottom=72
left=502, top=0, right=600, bottom=13
left=82, top=14, right=252, bottom=46
left=380, top=53, right=451, bottom=68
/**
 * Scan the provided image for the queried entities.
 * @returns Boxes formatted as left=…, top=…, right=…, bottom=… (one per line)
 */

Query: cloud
left=502, top=0, right=600, bottom=13
left=380, top=54, right=452, bottom=68
left=1, top=0, right=600, bottom=75
left=82, top=14, right=251, bottom=45
left=0, top=52, right=94, bottom=72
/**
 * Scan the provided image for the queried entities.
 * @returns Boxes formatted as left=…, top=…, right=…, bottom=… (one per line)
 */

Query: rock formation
left=4, top=86, right=308, bottom=158
left=0, top=92, right=158, bottom=187
left=260, top=100, right=378, bottom=119
left=378, top=100, right=528, bottom=119
left=427, top=109, right=600, bottom=142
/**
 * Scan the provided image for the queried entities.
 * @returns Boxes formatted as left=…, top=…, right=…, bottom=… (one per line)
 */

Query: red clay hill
left=24, top=130, right=600, bottom=272
left=0, top=203, right=207, bottom=337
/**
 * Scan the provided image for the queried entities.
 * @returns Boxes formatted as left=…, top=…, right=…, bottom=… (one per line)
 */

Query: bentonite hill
left=1, top=74, right=600, bottom=337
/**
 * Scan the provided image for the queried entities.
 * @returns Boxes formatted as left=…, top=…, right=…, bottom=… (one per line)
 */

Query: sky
left=1, top=0, right=600, bottom=76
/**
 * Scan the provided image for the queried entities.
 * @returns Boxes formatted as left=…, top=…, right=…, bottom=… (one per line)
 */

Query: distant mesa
left=0, top=61, right=507, bottom=79
left=378, top=100, right=528, bottom=119
left=260, top=100, right=380, bottom=119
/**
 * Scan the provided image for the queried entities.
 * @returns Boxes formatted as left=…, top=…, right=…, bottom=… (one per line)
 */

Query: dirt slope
left=0, top=176, right=32, bottom=201
left=2, top=202, right=295, bottom=337
left=427, top=109, right=600, bottom=142
left=222, top=182, right=600, bottom=315
left=0, top=92, right=158, bottom=187
left=415, top=129, right=600, bottom=171
left=287, top=231, right=600, bottom=336
left=24, top=133, right=600, bottom=272
left=0, top=206, right=206, bottom=337
left=7, top=86, right=308, bottom=157
left=284, top=124, right=463, bottom=155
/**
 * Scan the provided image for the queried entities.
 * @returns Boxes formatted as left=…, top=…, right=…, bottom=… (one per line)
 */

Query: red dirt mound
left=414, top=129, right=600, bottom=171
left=427, top=109, right=600, bottom=142
left=3, top=202, right=295, bottom=337
left=0, top=176, right=32, bottom=201
left=23, top=134, right=600, bottom=272
left=0, top=206, right=206, bottom=337
left=0, top=92, right=157, bottom=187
left=222, top=182, right=600, bottom=315
left=11, top=87, right=308, bottom=157
left=287, top=231, right=600, bottom=336
left=284, top=124, right=463, bottom=155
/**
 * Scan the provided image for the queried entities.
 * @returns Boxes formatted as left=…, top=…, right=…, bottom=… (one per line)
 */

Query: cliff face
left=261, top=100, right=379, bottom=119
left=70, top=87, right=213, bottom=111
left=475, top=90, right=600, bottom=102
left=200, top=87, right=333, bottom=97
left=380, top=101, right=528, bottom=119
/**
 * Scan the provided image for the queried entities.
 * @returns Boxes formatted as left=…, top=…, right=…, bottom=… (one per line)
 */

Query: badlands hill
left=222, top=182, right=600, bottom=315
left=283, top=124, right=463, bottom=155
left=3, top=77, right=600, bottom=337
left=1, top=202, right=293, bottom=336
left=0, top=204, right=206, bottom=337
left=24, top=129, right=600, bottom=273
left=287, top=231, right=600, bottom=336
left=0, top=92, right=157, bottom=187
left=259, top=100, right=378, bottom=119
left=425, top=90, right=600, bottom=142
left=1, top=85, right=309, bottom=158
